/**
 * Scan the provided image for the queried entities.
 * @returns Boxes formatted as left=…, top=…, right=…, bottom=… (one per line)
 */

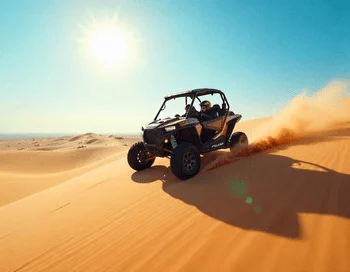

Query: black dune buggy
left=127, top=88, right=248, bottom=180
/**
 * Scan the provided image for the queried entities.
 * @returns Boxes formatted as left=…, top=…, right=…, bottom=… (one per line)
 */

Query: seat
left=212, top=104, right=221, bottom=118
left=218, top=103, right=235, bottom=117
left=219, top=104, right=227, bottom=116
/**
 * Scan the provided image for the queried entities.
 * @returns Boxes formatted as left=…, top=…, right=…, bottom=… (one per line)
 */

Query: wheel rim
left=137, top=149, right=148, bottom=164
left=182, top=152, right=196, bottom=172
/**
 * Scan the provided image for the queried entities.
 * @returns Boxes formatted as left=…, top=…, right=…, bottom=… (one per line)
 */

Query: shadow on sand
left=131, top=129, right=350, bottom=239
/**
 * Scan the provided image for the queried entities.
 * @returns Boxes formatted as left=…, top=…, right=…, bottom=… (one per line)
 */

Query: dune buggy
left=127, top=88, right=248, bottom=180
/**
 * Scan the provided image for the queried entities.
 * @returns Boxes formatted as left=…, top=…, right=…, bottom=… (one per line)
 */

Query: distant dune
left=0, top=82, right=349, bottom=271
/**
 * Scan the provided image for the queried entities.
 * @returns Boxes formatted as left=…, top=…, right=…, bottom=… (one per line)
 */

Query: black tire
left=229, top=132, right=249, bottom=151
left=127, top=142, right=155, bottom=171
left=170, top=142, right=201, bottom=180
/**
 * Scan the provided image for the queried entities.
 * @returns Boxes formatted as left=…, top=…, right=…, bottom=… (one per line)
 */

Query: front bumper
left=144, top=143, right=165, bottom=156
left=142, top=129, right=173, bottom=157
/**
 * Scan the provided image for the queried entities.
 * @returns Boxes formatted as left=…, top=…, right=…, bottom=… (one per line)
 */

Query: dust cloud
left=201, top=80, right=350, bottom=173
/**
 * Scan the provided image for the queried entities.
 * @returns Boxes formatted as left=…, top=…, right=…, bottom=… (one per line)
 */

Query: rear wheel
left=170, top=142, right=201, bottom=180
left=229, top=132, right=248, bottom=151
left=127, top=142, right=155, bottom=171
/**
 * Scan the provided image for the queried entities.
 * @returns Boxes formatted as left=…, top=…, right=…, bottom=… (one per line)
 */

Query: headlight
left=165, top=125, right=176, bottom=132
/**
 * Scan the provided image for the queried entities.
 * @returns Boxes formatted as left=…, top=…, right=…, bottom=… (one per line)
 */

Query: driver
left=199, top=100, right=218, bottom=120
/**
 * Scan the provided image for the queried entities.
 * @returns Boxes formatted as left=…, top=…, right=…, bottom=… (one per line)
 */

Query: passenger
left=182, top=104, right=197, bottom=117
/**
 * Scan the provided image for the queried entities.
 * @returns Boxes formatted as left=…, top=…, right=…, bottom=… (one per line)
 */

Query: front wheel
left=229, top=132, right=248, bottom=151
left=127, top=142, right=155, bottom=171
left=170, top=142, right=201, bottom=180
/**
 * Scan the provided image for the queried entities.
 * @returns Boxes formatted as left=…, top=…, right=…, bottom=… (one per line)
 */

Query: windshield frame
left=154, top=91, right=231, bottom=121
left=154, top=95, right=196, bottom=121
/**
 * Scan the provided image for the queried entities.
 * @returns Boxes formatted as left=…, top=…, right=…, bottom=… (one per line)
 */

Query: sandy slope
left=1, top=121, right=349, bottom=272
left=0, top=134, right=140, bottom=206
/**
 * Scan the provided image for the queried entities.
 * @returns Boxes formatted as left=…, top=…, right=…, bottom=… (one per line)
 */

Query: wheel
left=127, top=142, right=155, bottom=171
left=170, top=142, right=201, bottom=180
left=229, top=132, right=248, bottom=151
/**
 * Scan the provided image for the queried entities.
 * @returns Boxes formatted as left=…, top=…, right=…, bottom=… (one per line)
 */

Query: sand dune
left=1, top=83, right=350, bottom=271
left=0, top=135, right=139, bottom=206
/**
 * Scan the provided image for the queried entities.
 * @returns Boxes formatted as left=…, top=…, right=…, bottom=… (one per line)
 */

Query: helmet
left=200, top=100, right=211, bottom=112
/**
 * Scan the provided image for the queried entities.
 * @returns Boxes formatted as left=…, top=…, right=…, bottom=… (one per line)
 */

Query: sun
left=90, top=28, right=129, bottom=67
left=76, top=13, right=140, bottom=69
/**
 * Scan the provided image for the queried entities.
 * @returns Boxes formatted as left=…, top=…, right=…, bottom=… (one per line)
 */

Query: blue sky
left=1, top=0, right=349, bottom=134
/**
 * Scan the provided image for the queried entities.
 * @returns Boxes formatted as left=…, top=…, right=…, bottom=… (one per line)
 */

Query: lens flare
left=245, top=197, right=253, bottom=204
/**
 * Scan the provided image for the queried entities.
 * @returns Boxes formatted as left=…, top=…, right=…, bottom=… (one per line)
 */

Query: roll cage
left=154, top=88, right=231, bottom=121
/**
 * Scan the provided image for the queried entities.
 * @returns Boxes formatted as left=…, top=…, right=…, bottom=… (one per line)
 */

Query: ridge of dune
left=0, top=147, right=121, bottom=174
left=0, top=148, right=131, bottom=207
left=0, top=134, right=141, bottom=206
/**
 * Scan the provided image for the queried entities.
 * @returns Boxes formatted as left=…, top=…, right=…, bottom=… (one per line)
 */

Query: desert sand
left=1, top=83, right=350, bottom=272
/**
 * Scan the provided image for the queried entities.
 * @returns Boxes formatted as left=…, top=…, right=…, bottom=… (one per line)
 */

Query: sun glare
left=77, top=13, right=140, bottom=69
left=90, top=28, right=128, bottom=67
